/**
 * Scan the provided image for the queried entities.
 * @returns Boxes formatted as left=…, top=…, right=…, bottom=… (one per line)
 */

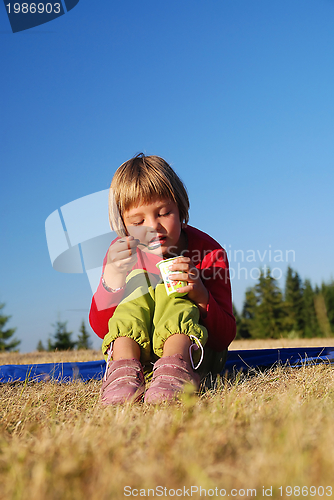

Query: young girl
left=89, top=153, right=236, bottom=404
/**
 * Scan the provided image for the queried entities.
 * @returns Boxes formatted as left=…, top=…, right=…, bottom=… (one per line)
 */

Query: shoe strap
left=188, top=335, right=204, bottom=371
left=104, top=342, right=114, bottom=381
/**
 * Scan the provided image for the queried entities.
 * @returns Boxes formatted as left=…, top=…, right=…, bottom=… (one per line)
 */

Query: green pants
left=102, top=269, right=208, bottom=366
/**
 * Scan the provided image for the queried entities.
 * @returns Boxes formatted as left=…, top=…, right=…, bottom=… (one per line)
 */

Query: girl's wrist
left=197, top=300, right=208, bottom=318
left=189, top=286, right=209, bottom=317
left=101, top=276, right=126, bottom=293
left=102, top=265, right=127, bottom=292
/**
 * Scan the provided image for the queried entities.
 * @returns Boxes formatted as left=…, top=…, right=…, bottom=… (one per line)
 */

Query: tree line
left=0, top=303, right=21, bottom=352
left=0, top=304, right=92, bottom=352
left=37, top=320, right=92, bottom=351
left=233, top=266, right=334, bottom=339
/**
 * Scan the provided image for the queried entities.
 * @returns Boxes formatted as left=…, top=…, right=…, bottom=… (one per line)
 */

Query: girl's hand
left=168, top=257, right=209, bottom=317
left=103, top=236, right=139, bottom=289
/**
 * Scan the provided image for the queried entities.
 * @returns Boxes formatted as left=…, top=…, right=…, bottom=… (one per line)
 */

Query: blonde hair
left=109, top=153, right=189, bottom=235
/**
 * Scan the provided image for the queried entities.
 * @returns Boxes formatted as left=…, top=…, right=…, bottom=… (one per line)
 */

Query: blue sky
left=1, top=0, right=334, bottom=352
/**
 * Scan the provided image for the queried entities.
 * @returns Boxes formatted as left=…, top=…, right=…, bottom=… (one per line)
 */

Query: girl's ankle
left=162, top=334, right=191, bottom=364
left=113, top=337, right=141, bottom=361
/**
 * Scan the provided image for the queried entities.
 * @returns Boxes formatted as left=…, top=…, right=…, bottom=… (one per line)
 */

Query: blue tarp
left=225, top=346, right=334, bottom=372
left=1, top=347, right=334, bottom=383
left=0, top=360, right=105, bottom=383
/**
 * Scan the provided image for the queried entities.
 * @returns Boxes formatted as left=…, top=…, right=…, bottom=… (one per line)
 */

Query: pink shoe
left=144, top=354, right=200, bottom=404
left=100, top=358, right=145, bottom=406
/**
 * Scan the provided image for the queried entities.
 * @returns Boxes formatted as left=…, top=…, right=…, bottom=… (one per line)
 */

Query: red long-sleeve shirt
left=89, top=225, right=236, bottom=351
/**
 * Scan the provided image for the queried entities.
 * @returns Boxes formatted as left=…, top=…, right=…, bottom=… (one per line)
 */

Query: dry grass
left=0, top=350, right=103, bottom=366
left=1, top=345, right=334, bottom=499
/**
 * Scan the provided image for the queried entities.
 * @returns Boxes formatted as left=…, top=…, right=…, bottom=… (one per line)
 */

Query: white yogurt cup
left=156, top=257, right=187, bottom=296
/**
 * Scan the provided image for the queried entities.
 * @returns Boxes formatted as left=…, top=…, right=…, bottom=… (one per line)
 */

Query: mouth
left=147, top=235, right=167, bottom=250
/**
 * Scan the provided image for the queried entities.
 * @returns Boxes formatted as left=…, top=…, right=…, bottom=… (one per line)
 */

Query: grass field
left=1, top=339, right=334, bottom=500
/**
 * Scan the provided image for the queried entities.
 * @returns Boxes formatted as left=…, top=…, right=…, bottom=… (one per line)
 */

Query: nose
left=146, top=216, right=162, bottom=233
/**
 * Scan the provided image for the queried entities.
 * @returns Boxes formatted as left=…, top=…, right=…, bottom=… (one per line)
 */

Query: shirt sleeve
left=88, top=248, right=125, bottom=339
left=199, top=248, right=236, bottom=351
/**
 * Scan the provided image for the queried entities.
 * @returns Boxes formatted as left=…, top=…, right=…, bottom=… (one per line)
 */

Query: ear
left=181, top=221, right=187, bottom=229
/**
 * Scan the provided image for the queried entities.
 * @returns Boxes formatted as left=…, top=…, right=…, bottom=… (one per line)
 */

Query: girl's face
left=123, top=198, right=186, bottom=257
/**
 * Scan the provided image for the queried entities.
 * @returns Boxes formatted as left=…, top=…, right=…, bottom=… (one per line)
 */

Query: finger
left=118, top=236, right=138, bottom=247
left=125, top=236, right=141, bottom=256
left=118, top=235, right=134, bottom=243
left=168, top=263, right=190, bottom=272
left=126, top=237, right=131, bottom=257
left=116, top=248, right=137, bottom=260
left=171, top=269, right=198, bottom=280
left=117, top=238, right=139, bottom=255
left=174, top=257, right=190, bottom=263
left=174, top=284, right=192, bottom=294
left=169, top=272, right=190, bottom=283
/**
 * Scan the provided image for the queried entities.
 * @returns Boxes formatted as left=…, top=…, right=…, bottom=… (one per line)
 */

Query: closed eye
left=132, top=220, right=144, bottom=226
left=159, top=211, right=171, bottom=217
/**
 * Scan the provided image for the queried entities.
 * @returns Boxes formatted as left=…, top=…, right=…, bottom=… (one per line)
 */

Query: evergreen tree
left=232, top=304, right=243, bottom=339
left=248, top=268, right=287, bottom=339
left=47, top=338, right=53, bottom=351
left=238, top=289, right=257, bottom=339
left=321, top=281, right=334, bottom=332
left=49, top=321, right=76, bottom=351
left=0, top=303, right=20, bottom=352
left=77, top=321, right=92, bottom=350
left=302, top=280, right=321, bottom=338
left=314, top=293, right=332, bottom=338
left=36, top=340, right=45, bottom=351
left=284, top=266, right=304, bottom=336
left=236, top=272, right=334, bottom=340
